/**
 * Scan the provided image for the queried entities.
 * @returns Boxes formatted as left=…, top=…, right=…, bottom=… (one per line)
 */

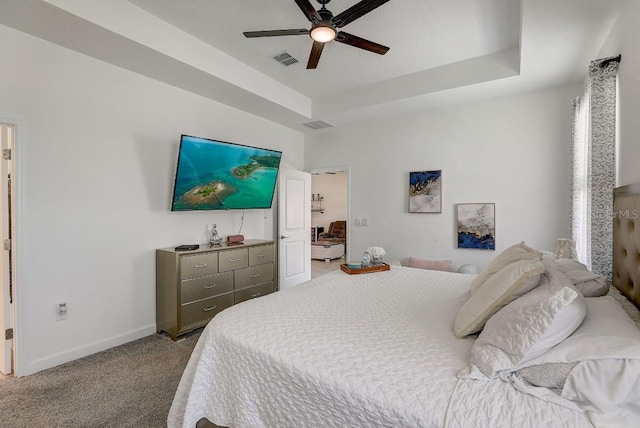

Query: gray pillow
left=516, top=362, right=578, bottom=390
left=554, top=259, right=609, bottom=297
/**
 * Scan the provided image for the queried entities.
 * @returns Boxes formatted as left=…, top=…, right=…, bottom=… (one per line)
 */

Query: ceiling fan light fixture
left=310, top=25, right=336, bottom=43
left=244, top=0, right=391, bottom=69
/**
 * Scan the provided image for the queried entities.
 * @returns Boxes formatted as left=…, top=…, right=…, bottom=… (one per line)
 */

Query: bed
left=168, top=184, right=640, bottom=428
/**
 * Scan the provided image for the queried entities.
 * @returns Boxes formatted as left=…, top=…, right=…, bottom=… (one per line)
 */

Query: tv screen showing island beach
left=171, top=135, right=282, bottom=211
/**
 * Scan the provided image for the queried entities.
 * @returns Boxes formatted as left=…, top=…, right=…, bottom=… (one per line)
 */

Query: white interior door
left=278, top=169, right=311, bottom=289
left=0, top=124, right=12, bottom=375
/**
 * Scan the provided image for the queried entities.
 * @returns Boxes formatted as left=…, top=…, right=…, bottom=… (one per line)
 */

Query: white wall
left=0, top=25, right=304, bottom=376
left=305, top=85, right=580, bottom=270
left=311, top=172, right=348, bottom=231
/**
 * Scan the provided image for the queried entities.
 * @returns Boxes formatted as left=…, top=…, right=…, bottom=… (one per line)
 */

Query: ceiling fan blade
left=243, top=29, right=309, bottom=38
left=295, top=0, right=322, bottom=24
left=307, top=41, right=325, bottom=69
left=336, top=32, right=389, bottom=55
left=332, top=0, right=391, bottom=28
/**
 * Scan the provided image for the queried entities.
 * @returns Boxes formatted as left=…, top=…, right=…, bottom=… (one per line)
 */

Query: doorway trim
left=1, top=117, right=23, bottom=377
left=308, top=165, right=351, bottom=261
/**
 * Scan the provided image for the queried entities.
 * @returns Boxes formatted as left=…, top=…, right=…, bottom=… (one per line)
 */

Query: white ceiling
left=0, top=0, right=623, bottom=132
left=129, top=0, right=522, bottom=99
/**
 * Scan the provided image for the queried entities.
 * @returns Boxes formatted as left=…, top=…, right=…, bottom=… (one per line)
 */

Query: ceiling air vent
left=302, top=120, right=335, bottom=130
left=272, top=51, right=299, bottom=66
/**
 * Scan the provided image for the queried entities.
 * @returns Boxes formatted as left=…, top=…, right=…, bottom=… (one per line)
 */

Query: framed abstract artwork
left=456, top=203, right=495, bottom=250
left=409, top=170, right=442, bottom=213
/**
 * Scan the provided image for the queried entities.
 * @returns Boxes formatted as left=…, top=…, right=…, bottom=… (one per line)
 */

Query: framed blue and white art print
left=456, top=203, right=495, bottom=250
left=409, top=170, right=442, bottom=213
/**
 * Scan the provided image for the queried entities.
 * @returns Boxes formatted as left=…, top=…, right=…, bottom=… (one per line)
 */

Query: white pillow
left=469, top=242, right=541, bottom=295
left=540, top=250, right=558, bottom=270
left=607, top=286, right=640, bottom=328
left=469, top=269, right=586, bottom=378
left=512, top=296, right=640, bottom=420
left=454, top=259, right=545, bottom=338
left=456, top=264, right=478, bottom=275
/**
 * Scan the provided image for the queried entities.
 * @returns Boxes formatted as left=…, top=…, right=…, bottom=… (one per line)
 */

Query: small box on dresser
left=156, top=239, right=276, bottom=341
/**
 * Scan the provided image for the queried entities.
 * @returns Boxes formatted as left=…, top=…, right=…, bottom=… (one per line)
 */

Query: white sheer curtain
left=570, top=92, right=591, bottom=268
left=569, top=55, right=620, bottom=279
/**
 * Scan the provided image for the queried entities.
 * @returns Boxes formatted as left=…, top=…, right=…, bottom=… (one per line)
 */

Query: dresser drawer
left=181, top=271, right=233, bottom=304
left=249, top=244, right=274, bottom=266
left=235, top=263, right=274, bottom=289
left=180, top=253, right=218, bottom=279
left=180, top=293, right=234, bottom=327
left=218, top=248, right=248, bottom=272
left=234, top=282, right=275, bottom=304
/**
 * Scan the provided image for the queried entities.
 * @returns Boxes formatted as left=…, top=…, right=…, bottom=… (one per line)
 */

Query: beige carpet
left=0, top=330, right=201, bottom=428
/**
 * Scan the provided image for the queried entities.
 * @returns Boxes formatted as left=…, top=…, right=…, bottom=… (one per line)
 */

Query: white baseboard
left=17, top=324, right=157, bottom=377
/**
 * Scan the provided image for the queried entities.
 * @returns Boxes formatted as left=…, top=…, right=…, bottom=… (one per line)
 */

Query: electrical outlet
left=56, top=302, right=68, bottom=321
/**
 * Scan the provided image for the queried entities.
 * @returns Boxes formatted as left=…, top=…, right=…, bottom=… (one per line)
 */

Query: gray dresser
left=156, top=239, right=276, bottom=340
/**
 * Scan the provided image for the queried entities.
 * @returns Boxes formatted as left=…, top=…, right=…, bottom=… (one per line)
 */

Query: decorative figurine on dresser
left=156, top=239, right=276, bottom=341
left=209, top=224, right=222, bottom=247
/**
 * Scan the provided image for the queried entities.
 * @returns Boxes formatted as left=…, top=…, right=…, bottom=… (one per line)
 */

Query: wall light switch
left=354, top=218, right=362, bottom=226
left=362, top=218, right=369, bottom=227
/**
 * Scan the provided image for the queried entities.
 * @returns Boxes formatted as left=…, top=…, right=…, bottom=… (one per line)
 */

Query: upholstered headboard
left=613, top=183, right=640, bottom=310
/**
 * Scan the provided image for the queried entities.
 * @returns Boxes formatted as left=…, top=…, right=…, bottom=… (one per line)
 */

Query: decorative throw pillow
left=469, top=242, right=541, bottom=295
left=407, top=257, right=452, bottom=272
left=554, top=258, right=609, bottom=297
left=454, top=259, right=545, bottom=338
left=516, top=362, right=578, bottom=389
left=469, top=268, right=586, bottom=378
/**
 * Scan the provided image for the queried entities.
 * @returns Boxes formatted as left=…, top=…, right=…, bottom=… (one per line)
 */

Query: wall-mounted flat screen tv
left=171, top=135, right=283, bottom=211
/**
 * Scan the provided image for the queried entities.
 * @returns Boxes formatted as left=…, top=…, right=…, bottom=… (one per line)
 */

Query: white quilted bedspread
left=168, top=266, right=592, bottom=428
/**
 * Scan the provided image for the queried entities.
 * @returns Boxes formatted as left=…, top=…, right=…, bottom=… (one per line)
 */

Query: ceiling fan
left=243, top=0, right=391, bottom=69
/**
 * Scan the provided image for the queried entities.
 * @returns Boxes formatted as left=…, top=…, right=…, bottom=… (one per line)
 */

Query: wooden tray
left=340, top=263, right=390, bottom=275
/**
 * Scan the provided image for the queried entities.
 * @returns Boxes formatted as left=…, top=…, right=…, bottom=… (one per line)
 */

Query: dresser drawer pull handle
left=257, top=254, right=265, bottom=258
left=250, top=274, right=260, bottom=278
left=228, top=258, right=240, bottom=263
left=193, top=263, right=207, bottom=269
left=250, top=292, right=261, bottom=298
left=203, top=306, right=217, bottom=312
left=203, top=284, right=217, bottom=289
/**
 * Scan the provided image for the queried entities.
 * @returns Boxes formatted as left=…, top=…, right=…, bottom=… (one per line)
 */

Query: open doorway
left=309, top=166, right=350, bottom=279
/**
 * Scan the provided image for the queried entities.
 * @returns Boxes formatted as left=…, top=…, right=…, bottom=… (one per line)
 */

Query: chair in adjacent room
left=318, top=220, right=347, bottom=247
